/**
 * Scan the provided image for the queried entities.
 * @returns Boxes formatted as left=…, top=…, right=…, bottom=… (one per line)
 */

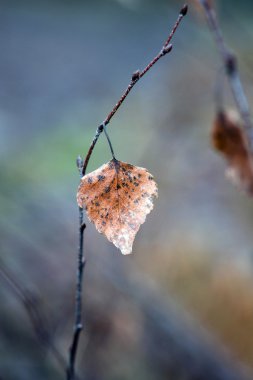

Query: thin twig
left=0, top=263, right=66, bottom=372
left=199, top=0, right=253, bottom=150
left=67, top=5, right=188, bottom=380
left=82, top=4, right=188, bottom=176
left=67, top=157, right=86, bottom=380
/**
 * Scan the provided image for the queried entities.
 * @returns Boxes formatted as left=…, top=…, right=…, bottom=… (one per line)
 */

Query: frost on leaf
left=211, top=110, right=253, bottom=195
left=77, top=159, right=158, bottom=255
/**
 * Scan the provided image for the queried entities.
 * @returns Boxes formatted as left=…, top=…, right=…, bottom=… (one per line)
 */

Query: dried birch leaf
left=77, top=159, right=158, bottom=255
left=211, top=110, right=253, bottom=195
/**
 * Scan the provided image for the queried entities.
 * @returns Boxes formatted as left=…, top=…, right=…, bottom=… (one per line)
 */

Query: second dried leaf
left=211, top=110, right=253, bottom=195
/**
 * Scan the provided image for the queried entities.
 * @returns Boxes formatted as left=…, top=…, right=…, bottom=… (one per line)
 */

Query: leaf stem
left=103, top=123, right=116, bottom=160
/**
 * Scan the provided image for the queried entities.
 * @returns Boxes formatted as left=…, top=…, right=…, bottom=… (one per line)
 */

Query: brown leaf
left=211, top=110, right=253, bottom=194
left=77, top=159, right=158, bottom=255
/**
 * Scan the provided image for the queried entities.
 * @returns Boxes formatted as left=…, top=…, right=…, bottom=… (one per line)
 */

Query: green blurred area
left=1, top=1, right=253, bottom=379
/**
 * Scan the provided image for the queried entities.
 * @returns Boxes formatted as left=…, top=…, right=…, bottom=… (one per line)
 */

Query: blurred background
left=1, top=0, right=253, bottom=379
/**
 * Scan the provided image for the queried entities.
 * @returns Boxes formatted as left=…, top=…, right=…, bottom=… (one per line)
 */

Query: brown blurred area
left=1, top=0, right=253, bottom=379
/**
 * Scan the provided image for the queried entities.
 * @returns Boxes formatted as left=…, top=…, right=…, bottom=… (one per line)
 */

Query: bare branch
left=82, top=4, right=188, bottom=176
left=67, top=5, right=188, bottom=380
left=199, top=0, right=253, bottom=151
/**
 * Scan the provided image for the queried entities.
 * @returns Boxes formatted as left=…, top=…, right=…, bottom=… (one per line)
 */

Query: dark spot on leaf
left=87, top=177, right=93, bottom=184
left=97, top=175, right=105, bottom=181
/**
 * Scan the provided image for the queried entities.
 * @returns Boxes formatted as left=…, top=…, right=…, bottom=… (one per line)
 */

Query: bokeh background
left=1, top=0, right=253, bottom=379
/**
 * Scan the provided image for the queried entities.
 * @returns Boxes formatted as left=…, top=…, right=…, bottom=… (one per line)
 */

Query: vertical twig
left=199, top=0, right=253, bottom=150
left=67, top=157, right=86, bottom=380
left=67, top=5, right=188, bottom=379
